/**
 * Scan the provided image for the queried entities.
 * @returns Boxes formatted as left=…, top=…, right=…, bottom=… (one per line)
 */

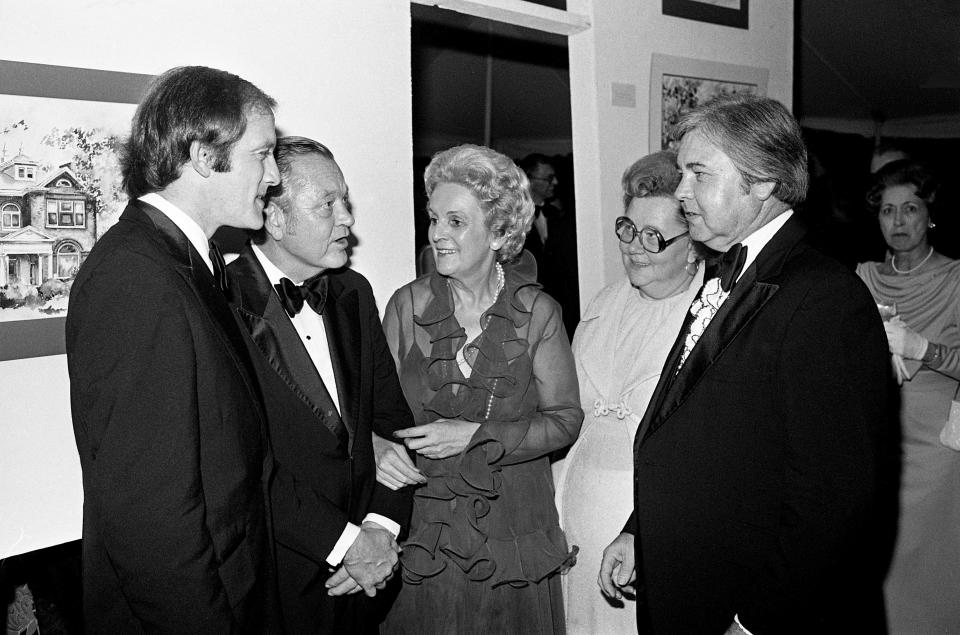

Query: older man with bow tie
left=598, top=95, right=898, bottom=635
left=227, top=136, right=415, bottom=634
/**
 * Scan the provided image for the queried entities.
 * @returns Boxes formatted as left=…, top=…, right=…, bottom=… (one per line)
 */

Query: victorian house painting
left=0, top=153, right=94, bottom=287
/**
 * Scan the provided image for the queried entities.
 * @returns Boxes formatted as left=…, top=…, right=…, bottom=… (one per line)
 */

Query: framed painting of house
left=0, top=61, right=151, bottom=360
left=649, top=54, right=768, bottom=153
left=662, top=0, right=748, bottom=29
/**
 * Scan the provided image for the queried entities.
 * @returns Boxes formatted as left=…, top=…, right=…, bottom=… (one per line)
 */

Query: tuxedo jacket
left=625, top=216, right=899, bottom=634
left=66, top=201, right=276, bottom=633
left=227, top=245, right=414, bottom=634
left=523, top=203, right=580, bottom=338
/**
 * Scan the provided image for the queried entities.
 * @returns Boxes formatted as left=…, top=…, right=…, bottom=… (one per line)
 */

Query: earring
left=686, top=260, right=699, bottom=276
left=929, top=221, right=937, bottom=229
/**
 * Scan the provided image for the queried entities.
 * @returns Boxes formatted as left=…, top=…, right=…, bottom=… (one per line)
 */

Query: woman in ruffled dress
left=856, top=159, right=960, bottom=633
left=378, top=144, right=583, bottom=634
left=553, top=151, right=704, bottom=634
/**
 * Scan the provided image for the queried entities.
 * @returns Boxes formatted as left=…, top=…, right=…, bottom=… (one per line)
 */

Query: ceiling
left=412, top=0, right=960, bottom=152
left=797, top=0, right=960, bottom=135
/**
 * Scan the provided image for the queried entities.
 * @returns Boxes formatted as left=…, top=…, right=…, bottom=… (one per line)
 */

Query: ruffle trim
left=401, top=435, right=577, bottom=588
left=413, top=251, right=540, bottom=416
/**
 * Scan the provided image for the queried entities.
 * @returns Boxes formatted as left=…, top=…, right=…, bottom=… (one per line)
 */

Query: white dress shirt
left=250, top=245, right=399, bottom=566
left=139, top=193, right=214, bottom=274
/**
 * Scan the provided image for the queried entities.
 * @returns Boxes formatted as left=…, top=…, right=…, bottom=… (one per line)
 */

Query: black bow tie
left=209, top=241, right=229, bottom=293
left=705, top=243, right=748, bottom=293
left=275, top=276, right=328, bottom=318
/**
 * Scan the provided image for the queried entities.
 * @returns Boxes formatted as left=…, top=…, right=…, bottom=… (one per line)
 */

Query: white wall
left=0, top=0, right=795, bottom=556
left=568, top=0, right=795, bottom=300
left=0, top=0, right=414, bottom=556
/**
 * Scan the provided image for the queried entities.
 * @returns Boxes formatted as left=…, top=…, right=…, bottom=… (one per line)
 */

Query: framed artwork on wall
left=650, top=53, right=768, bottom=153
left=662, top=0, right=748, bottom=29
left=0, top=60, right=151, bottom=361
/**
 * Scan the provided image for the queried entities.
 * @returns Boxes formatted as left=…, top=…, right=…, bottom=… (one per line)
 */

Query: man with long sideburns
left=227, top=136, right=415, bottom=634
left=599, top=94, right=897, bottom=634
left=66, top=66, right=280, bottom=632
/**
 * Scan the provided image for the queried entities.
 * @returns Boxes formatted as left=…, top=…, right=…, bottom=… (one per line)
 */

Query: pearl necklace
left=891, top=247, right=934, bottom=274
left=454, top=263, right=505, bottom=420
left=483, top=263, right=505, bottom=420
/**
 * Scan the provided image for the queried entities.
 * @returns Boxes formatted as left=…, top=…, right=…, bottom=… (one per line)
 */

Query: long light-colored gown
left=857, top=257, right=960, bottom=634
left=554, top=269, right=702, bottom=634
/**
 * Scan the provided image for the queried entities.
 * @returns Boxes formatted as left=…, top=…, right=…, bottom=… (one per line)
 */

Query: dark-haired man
left=66, top=66, right=279, bottom=633
left=227, top=137, right=414, bottom=633
left=599, top=94, right=897, bottom=634
left=519, top=153, right=579, bottom=338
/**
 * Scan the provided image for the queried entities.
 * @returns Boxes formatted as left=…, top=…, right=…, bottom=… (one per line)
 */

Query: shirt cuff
left=362, top=513, right=400, bottom=538
left=325, top=523, right=361, bottom=567
left=324, top=515, right=400, bottom=567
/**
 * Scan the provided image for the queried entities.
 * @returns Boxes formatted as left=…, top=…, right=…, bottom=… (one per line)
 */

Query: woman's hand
left=885, top=316, right=928, bottom=360
left=394, top=420, right=482, bottom=460
left=372, top=433, right=426, bottom=490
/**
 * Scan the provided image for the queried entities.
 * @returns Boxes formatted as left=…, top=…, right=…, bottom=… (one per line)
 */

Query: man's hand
left=372, top=433, right=426, bottom=490
left=324, top=567, right=364, bottom=596
left=328, top=521, right=399, bottom=597
left=394, top=420, right=481, bottom=460
left=598, top=533, right=636, bottom=600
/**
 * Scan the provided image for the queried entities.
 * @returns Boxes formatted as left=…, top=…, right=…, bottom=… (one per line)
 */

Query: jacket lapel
left=639, top=215, right=807, bottom=444
left=131, top=202, right=261, bottom=394
left=230, top=247, right=349, bottom=450
left=323, top=273, right=361, bottom=454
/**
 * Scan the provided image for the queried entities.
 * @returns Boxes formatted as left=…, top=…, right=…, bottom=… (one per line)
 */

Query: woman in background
left=379, top=144, right=582, bottom=634
left=553, top=151, right=704, bottom=634
left=856, top=159, right=960, bottom=633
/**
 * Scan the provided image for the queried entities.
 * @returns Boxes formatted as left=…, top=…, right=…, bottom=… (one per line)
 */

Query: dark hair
left=253, top=136, right=337, bottom=245
left=517, top=153, right=554, bottom=177
left=121, top=66, right=276, bottom=198
left=621, top=150, right=680, bottom=210
left=425, top=144, right=534, bottom=262
left=866, top=159, right=939, bottom=218
left=673, top=93, right=809, bottom=206
left=264, top=136, right=336, bottom=210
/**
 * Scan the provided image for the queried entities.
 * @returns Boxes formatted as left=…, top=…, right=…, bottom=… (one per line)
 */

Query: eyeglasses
left=529, top=174, right=558, bottom=183
left=879, top=202, right=923, bottom=217
left=615, top=216, right=688, bottom=253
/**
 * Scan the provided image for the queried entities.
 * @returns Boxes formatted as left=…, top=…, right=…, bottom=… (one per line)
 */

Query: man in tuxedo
left=519, top=153, right=579, bottom=338
left=66, top=66, right=280, bottom=632
left=227, top=136, right=415, bottom=634
left=598, top=94, right=898, bottom=633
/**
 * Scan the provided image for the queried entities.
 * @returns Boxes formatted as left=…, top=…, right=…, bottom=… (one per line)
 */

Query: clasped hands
left=372, top=420, right=481, bottom=490
left=325, top=521, right=399, bottom=597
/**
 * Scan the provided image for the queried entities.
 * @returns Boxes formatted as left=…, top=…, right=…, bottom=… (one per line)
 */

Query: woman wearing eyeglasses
left=855, top=159, right=960, bottom=633
left=553, top=150, right=704, bottom=634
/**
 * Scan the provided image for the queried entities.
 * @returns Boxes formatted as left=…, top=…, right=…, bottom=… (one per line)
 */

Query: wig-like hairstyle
left=673, top=93, right=809, bottom=206
left=424, top=144, right=534, bottom=262
left=121, top=65, right=276, bottom=199
left=866, top=159, right=939, bottom=220
left=621, top=150, right=681, bottom=210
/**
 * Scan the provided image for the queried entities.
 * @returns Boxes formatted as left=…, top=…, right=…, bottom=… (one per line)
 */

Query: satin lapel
left=323, top=274, right=361, bottom=454
left=133, top=203, right=260, bottom=395
left=634, top=308, right=694, bottom=447
left=641, top=215, right=807, bottom=443
left=230, top=248, right=348, bottom=450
